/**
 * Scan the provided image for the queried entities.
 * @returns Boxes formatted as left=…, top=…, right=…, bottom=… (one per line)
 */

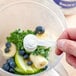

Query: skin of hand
left=56, top=28, right=76, bottom=68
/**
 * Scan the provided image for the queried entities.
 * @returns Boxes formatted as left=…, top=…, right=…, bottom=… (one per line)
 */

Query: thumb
left=57, top=39, right=76, bottom=57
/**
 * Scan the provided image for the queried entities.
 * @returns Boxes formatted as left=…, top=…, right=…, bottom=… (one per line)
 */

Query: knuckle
left=64, top=41, right=76, bottom=54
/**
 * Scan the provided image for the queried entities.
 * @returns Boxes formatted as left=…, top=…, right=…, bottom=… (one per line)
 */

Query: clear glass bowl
left=0, top=0, right=66, bottom=76
left=41, top=63, right=68, bottom=76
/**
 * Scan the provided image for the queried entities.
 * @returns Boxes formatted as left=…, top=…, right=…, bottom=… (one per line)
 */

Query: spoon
left=23, top=34, right=56, bottom=52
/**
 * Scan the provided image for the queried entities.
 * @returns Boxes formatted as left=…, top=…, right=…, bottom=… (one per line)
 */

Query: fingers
left=57, top=39, right=76, bottom=57
left=56, top=28, right=76, bottom=55
left=59, top=28, right=76, bottom=40
left=67, top=28, right=76, bottom=40
left=55, top=48, right=63, bottom=55
left=55, top=28, right=76, bottom=68
left=56, top=29, right=69, bottom=55
left=66, top=53, right=76, bottom=68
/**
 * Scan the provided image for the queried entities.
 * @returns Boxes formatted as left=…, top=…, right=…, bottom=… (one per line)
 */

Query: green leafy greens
left=7, top=29, right=35, bottom=50
left=7, top=29, right=50, bottom=59
left=32, top=46, right=50, bottom=59
left=4, top=29, right=51, bottom=75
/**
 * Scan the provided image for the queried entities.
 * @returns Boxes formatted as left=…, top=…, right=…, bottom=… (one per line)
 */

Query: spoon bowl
left=23, top=34, right=56, bottom=52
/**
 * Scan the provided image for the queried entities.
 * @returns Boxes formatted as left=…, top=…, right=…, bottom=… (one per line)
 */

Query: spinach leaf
left=32, top=46, right=50, bottom=59
left=7, top=29, right=35, bottom=50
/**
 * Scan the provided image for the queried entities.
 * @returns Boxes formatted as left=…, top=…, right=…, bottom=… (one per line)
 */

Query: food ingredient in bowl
left=23, top=34, right=38, bottom=53
left=1, top=43, right=16, bottom=59
left=1, top=26, right=51, bottom=75
left=30, top=54, right=48, bottom=69
left=2, top=57, right=16, bottom=73
left=35, top=26, right=45, bottom=34
left=6, top=42, right=11, bottom=48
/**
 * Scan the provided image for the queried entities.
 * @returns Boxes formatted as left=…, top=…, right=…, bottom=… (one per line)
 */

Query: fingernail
left=57, top=39, right=66, bottom=49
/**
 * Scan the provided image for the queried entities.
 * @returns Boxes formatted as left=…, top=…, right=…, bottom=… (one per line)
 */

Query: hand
left=56, top=28, right=76, bottom=68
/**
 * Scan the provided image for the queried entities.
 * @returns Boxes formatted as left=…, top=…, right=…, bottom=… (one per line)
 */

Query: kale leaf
left=7, top=29, right=35, bottom=50
left=32, top=46, right=50, bottom=59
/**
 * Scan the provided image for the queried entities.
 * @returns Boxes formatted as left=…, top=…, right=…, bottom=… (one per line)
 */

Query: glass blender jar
left=0, top=0, right=68, bottom=76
